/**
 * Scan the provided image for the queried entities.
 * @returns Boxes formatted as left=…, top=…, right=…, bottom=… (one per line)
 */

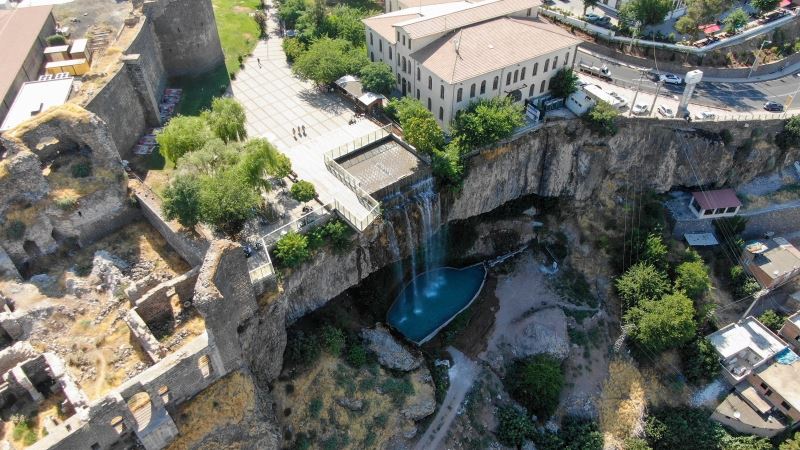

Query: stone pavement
left=231, top=5, right=379, bottom=220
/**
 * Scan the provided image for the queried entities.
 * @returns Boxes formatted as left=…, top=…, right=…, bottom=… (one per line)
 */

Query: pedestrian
left=297, top=125, right=302, bottom=136
left=292, top=128, right=296, bottom=140
left=257, top=58, right=262, bottom=68
left=302, top=125, right=306, bottom=136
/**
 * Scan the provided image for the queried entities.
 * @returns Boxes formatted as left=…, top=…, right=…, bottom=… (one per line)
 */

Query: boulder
left=360, top=324, right=421, bottom=372
left=335, top=397, right=363, bottom=411
left=401, top=398, right=435, bottom=421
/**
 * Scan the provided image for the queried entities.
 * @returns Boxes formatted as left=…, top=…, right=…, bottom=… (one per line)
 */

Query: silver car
left=660, top=74, right=683, bottom=85
left=657, top=105, right=675, bottom=117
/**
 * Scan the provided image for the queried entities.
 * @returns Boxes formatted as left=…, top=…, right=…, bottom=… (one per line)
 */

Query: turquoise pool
left=387, top=264, right=487, bottom=344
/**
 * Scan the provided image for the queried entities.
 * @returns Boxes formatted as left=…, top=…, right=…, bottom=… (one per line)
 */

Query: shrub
left=308, top=397, right=323, bottom=418
left=323, top=219, right=351, bottom=251
left=776, top=116, right=800, bottom=149
left=549, top=68, right=579, bottom=99
left=46, top=34, right=66, bottom=46
left=5, top=220, right=25, bottom=240
left=274, top=231, right=310, bottom=267
left=625, top=292, right=696, bottom=353
left=54, top=196, right=79, bottom=210
left=615, top=262, right=671, bottom=311
left=781, top=431, right=800, bottom=450
left=283, top=38, right=306, bottom=62
left=680, top=337, right=720, bottom=384
left=730, top=266, right=761, bottom=298
left=71, top=161, right=91, bottom=178
left=285, top=330, right=320, bottom=367
left=346, top=342, right=367, bottom=367
left=674, top=260, right=711, bottom=300
left=495, top=406, right=534, bottom=447
left=380, top=377, right=414, bottom=406
left=759, top=310, right=784, bottom=332
left=560, top=416, right=603, bottom=450
left=320, top=325, right=346, bottom=356
left=505, top=354, right=564, bottom=420
left=290, top=180, right=317, bottom=202
left=162, top=175, right=201, bottom=229
left=585, top=100, right=619, bottom=136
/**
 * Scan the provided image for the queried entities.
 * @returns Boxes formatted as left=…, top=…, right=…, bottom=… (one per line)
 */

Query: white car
left=660, top=73, right=683, bottom=85
left=693, top=111, right=716, bottom=120
left=657, top=105, right=675, bottom=117
left=632, top=103, right=649, bottom=115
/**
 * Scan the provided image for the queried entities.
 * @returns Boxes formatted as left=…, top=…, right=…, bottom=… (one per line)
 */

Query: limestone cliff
left=448, top=118, right=798, bottom=221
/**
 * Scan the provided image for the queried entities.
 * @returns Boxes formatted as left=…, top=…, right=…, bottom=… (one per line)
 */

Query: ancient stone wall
left=134, top=267, right=198, bottom=324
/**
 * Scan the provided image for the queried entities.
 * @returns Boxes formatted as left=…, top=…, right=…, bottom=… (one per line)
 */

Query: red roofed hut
left=689, top=188, right=742, bottom=219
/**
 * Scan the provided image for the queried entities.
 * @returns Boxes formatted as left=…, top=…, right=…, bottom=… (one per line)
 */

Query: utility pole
left=748, top=39, right=772, bottom=79
left=629, top=72, right=644, bottom=116
left=648, top=81, right=662, bottom=116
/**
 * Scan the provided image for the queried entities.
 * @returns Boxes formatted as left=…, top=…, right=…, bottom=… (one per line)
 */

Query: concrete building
left=0, top=5, right=56, bottom=124
left=707, top=317, right=799, bottom=437
left=741, top=237, right=800, bottom=290
left=0, top=75, right=74, bottom=132
left=779, top=312, right=800, bottom=352
left=363, top=0, right=581, bottom=129
left=384, top=0, right=464, bottom=13
left=688, top=188, right=742, bottom=219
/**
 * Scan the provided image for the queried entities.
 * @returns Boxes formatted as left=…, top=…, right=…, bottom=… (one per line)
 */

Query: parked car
left=660, top=73, right=683, bottom=85
left=657, top=105, right=675, bottom=117
left=632, top=103, right=649, bottom=115
left=644, top=70, right=661, bottom=82
left=584, top=13, right=602, bottom=22
left=764, top=101, right=784, bottom=112
left=693, top=111, right=716, bottom=120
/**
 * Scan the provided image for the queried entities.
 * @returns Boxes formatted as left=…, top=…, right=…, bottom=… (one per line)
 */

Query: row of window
left=759, top=381, right=793, bottom=412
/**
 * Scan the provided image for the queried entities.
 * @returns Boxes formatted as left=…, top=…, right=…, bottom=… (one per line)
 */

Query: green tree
left=585, top=100, right=619, bottom=136
left=157, top=116, right=214, bottom=163
left=202, top=97, right=247, bottom=143
left=386, top=97, right=433, bottom=124
left=619, top=0, right=672, bottom=26
left=404, top=116, right=445, bottom=155
left=675, top=0, right=726, bottom=39
left=321, top=5, right=367, bottom=45
left=615, top=262, right=671, bottom=311
left=278, top=0, right=308, bottom=28
left=505, top=355, right=564, bottom=420
left=759, top=309, right=785, bottom=332
left=719, top=434, right=773, bottom=450
left=451, top=97, right=524, bottom=149
left=292, top=38, right=368, bottom=85
left=777, top=115, right=800, bottom=149
left=674, top=260, right=711, bottom=300
left=674, top=15, right=700, bottom=38
left=359, top=62, right=395, bottom=95
left=625, top=292, right=696, bottom=353
left=582, top=0, right=600, bottom=14
left=162, top=175, right=201, bottom=229
left=730, top=265, right=761, bottom=298
left=723, top=8, right=749, bottom=33
left=780, top=432, right=800, bottom=450
left=431, top=143, right=464, bottom=186
left=239, top=138, right=282, bottom=189
left=680, top=337, right=720, bottom=383
left=624, top=437, right=652, bottom=450
left=323, top=219, right=352, bottom=251
left=496, top=406, right=534, bottom=447
left=550, top=68, right=580, bottom=99
left=177, top=138, right=240, bottom=176
left=198, top=168, right=260, bottom=235
left=561, top=417, right=603, bottom=450
left=290, top=180, right=317, bottom=202
left=752, top=0, right=779, bottom=13
left=641, top=233, right=668, bottom=270
left=274, top=231, right=310, bottom=267
left=645, top=407, right=721, bottom=450
left=283, top=38, right=307, bottom=62
left=270, top=153, right=293, bottom=178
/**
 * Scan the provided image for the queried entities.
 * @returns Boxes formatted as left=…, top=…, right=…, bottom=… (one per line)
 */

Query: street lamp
left=748, top=39, right=772, bottom=79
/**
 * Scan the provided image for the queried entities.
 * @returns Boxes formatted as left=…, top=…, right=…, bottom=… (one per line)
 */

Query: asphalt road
left=576, top=52, right=800, bottom=112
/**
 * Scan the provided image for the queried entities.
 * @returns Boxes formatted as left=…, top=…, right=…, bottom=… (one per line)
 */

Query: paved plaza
left=231, top=6, right=380, bottom=220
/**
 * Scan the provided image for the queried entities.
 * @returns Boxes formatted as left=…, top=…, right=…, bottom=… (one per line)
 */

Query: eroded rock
left=361, top=324, right=421, bottom=372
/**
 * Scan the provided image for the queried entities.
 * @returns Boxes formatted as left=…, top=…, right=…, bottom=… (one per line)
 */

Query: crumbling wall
left=133, top=267, right=198, bottom=324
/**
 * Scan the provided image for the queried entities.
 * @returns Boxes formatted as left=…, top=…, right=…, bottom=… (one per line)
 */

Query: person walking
left=257, top=58, right=262, bottom=68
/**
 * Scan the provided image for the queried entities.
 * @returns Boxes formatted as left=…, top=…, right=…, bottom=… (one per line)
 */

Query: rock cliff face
left=449, top=118, right=797, bottom=221
left=243, top=117, right=800, bottom=385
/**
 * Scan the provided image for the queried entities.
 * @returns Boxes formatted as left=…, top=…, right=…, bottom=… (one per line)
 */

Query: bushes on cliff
left=451, top=97, right=524, bottom=149
left=776, top=115, right=800, bottom=149
left=584, top=100, right=619, bottom=136
left=504, top=355, right=564, bottom=420
left=274, top=231, right=310, bottom=267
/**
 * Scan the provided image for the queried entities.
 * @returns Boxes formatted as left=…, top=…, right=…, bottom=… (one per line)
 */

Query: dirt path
left=414, top=347, right=478, bottom=450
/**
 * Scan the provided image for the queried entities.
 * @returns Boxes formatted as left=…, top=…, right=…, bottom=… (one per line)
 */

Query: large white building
left=363, top=0, right=581, bottom=128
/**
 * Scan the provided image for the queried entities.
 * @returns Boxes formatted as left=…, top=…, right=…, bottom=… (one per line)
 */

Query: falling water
left=385, top=220, right=401, bottom=261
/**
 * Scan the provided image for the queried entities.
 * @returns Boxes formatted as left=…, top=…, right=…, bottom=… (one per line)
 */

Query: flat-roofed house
left=0, top=5, right=56, bottom=124
left=741, top=237, right=800, bottom=290
left=363, top=0, right=581, bottom=129
left=779, top=312, right=800, bottom=352
left=688, top=188, right=742, bottom=219
left=707, top=316, right=800, bottom=437
left=0, top=76, right=73, bottom=132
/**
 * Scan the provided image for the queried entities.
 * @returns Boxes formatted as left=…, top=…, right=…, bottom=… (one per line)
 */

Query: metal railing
left=261, top=203, right=334, bottom=247
left=326, top=125, right=392, bottom=161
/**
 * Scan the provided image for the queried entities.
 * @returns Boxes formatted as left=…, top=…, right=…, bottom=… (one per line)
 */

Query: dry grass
left=167, top=371, right=256, bottom=450
left=6, top=103, right=91, bottom=140
left=598, top=360, right=647, bottom=447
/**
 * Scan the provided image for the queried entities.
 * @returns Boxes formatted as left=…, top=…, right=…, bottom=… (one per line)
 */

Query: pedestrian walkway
left=231, top=2, right=380, bottom=222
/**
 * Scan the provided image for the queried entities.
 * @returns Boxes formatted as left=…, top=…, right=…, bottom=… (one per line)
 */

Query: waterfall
left=385, top=220, right=401, bottom=261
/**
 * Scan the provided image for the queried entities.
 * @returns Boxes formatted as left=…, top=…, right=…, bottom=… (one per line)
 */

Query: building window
left=439, top=107, right=443, bottom=120
left=506, top=72, right=511, bottom=85
left=417, top=68, right=420, bottom=81
left=533, top=62, right=538, bottom=76
left=440, top=85, right=444, bottom=99
left=379, top=40, right=383, bottom=52
left=397, top=31, right=400, bottom=42
left=521, top=67, right=526, bottom=80
left=548, top=77, right=554, bottom=89
left=402, top=35, right=405, bottom=45
left=389, top=48, right=392, bottom=60
left=544, top=58, right=549, bottom=72
left=564, top=52, right=569, bottom=66
left=408, top=39, right=411, bottom=49
left=782, top=401, right=792, bottom=411
left=397, top=74, right=400, bottom=84
left=457, top=88, right=462, bottom=102
left=427, top=98, right=431, bottom=110
left=540, top=79, right=545, bottom=93
left=428, top=76, right=432, bottom=89
left=416, top=89, right=420, bottom=99
left=513, top=70, right=519, bottom=83
left=370, top=52, right=374, bottom=62
left=480, top=80, right=486, bottom=94
left=529, top=85, right=534, bottom=97
left=370, top=33, right=373, bottom=45
left=402, top=57, right=406, bottom=72
left=493, top=76, right=499, bottom=90
left=470, top=83, right=476, bottom=98
left=766, top=389, right=773, bottom=397
left=526, top=7, right=532, bottom=15
left=553, top=56, right=558, bottom=68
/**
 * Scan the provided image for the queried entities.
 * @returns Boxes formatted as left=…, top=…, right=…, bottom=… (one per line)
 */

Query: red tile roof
left=692, top=188, right=741, bottom=211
